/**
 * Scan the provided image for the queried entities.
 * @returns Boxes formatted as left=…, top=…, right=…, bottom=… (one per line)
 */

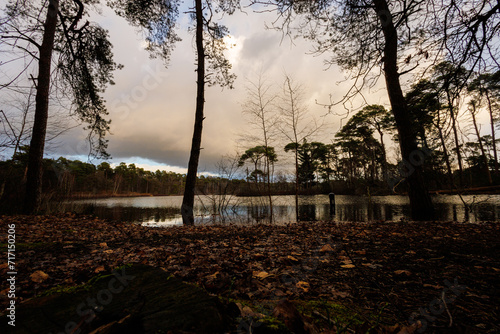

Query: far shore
left=67, top=186, right=500, bottom=200
left=66, top=192, right=157, bottom=200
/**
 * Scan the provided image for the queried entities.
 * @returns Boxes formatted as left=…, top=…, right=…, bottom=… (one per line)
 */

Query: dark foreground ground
left=0, top=215, right=499, bottom=333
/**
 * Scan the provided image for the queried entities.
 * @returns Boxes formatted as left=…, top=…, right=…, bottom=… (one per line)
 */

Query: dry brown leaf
left=320, top=244, right=334, bottom=252
left=237, top=303, right=265, bottom=319
left=341, top=264, right=355, bottom=269
left=394, top=270, right=412, bottom=276
left=253, top=271, right=270, bottom=279
left=94, top=266, right=106, bottom=273
left=30, top=270, right=49, bottom=283
left=206, top=271, right=220, bottom=280
left=296, top=281, right=310, bottom=292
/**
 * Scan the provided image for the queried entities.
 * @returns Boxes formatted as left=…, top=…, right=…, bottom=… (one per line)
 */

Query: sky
left=4, top=1, right=491, bottom=175
left=44, top=3, right=391, bottom=174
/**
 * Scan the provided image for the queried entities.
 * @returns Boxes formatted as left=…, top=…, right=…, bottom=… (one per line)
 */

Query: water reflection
left=66, top=194, right=500, bottom=227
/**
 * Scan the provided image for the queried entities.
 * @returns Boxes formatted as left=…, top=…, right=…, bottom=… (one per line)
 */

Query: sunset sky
left=48, top=4, right=391, bottom=174
left=5, top=2, right=490, bottom=175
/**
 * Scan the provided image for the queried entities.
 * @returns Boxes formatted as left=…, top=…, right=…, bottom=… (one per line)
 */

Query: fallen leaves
left=0, top=215, right=499, bottom=333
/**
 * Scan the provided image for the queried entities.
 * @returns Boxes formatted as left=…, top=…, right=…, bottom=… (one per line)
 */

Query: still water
left=68, top=194, right=500, bottom=226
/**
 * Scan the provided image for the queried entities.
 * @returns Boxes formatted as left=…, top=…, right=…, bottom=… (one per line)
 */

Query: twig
left=441, top=290, right=453, bottom=327
left=312, top=310, right=335, bottom=326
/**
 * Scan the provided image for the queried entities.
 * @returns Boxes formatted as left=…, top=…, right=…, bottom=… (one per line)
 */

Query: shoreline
left=66, top=190, right=500, bottom=201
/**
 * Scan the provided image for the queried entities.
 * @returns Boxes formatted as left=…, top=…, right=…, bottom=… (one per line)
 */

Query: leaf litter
left=0, top=214, right=499, bottom=333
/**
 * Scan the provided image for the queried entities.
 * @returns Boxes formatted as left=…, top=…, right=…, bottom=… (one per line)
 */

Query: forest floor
left=0, top=214, right=499, bottom=333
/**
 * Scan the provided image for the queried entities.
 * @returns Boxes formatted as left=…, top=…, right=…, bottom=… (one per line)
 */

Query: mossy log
left=2, top=264, right=235, bottom=334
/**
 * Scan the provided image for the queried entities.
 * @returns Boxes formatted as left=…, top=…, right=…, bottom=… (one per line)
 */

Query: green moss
left=225, top=297, right=251, bottom=307
left=259, top=315, right=289, bottom=332
left=296, top=300, right=392, bottom=333
left=39, top=283, right=89, bottom=297
left=0, top=242, right=56, bottom=250
left=296, top=299, right=364, bottom=331
left=40, top=263, right=134, bottom=297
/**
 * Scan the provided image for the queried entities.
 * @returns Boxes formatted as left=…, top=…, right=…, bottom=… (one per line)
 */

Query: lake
left=67, top=194, right=500, bottom=226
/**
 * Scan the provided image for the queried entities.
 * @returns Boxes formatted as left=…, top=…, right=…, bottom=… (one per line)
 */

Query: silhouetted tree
left=467, top=99, right=493, bottom=184
left=109, top=0, right=237, bottom=224
left=468, top=71, right=500, bottom=175
left=1, top=0, right=120, bottom=213
left=255, top=0, right=500, bottom=218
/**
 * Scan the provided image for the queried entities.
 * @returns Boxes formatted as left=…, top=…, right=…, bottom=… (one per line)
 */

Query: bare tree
left=198, top=154, right=241, bottom=223
left=0, top=88, right=34, bottom=157
left=278, top=74, right=321, bottom=221
left=241, top=74, right=279, bottom=223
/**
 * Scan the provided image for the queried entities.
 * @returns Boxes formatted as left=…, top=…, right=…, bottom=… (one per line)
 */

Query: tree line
left=0, top=149, right=248, bottom=213
left=238, top=65, right=500, bottom=197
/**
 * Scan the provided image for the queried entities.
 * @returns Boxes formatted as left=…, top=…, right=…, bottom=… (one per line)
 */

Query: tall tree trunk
left=23, top=0, right=59, bottom=214
left=260, top=99, right=273, bottom=222
left=447, top=90, right=464, bottom=187
left=294, top=147, right=299, bottom=221
left=373, top=0, right=435, bottom=220
left=377, top=128, right=388, bottom=182
left=438, top=121, right=455, bottom=189
left=485, top=91, right=499, bottom=175
left=470, top=102, right=493, bottom=184
left=181, top=0, right=205, bottom=225
left=435, top=111, right=454, bottom=189
left=265, top=154, right=273, bottom=223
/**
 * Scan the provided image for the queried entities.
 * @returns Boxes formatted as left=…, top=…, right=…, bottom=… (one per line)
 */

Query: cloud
left=43, top=6, right=391, bottom=174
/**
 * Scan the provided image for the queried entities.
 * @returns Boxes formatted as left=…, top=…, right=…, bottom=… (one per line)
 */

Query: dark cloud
left=109, top=137, right=188, bottom=167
